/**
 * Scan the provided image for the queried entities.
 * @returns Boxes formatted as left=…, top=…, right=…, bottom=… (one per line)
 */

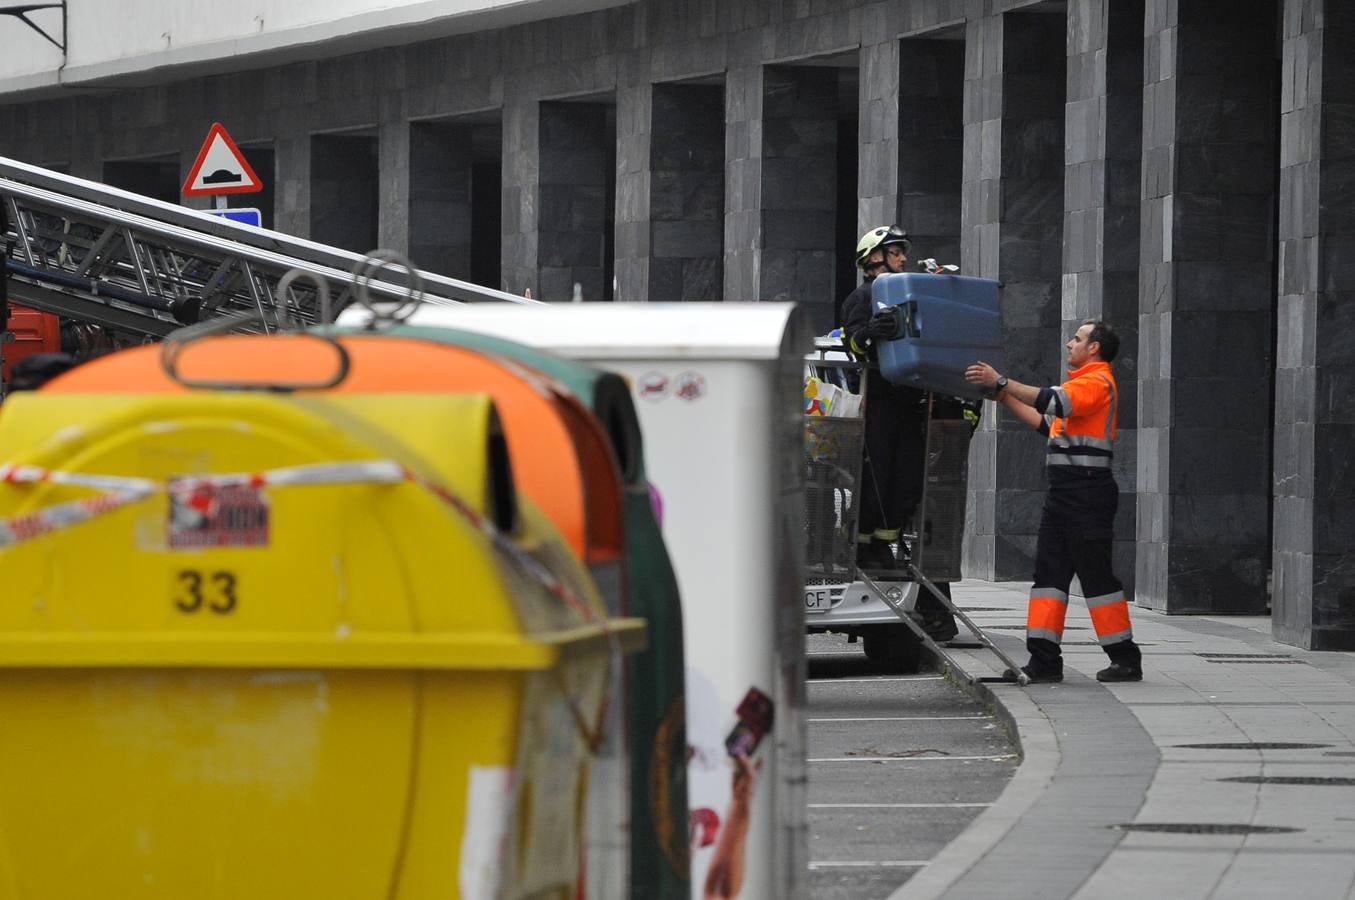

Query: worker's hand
left=865, top=310, right=900, bottom=342
left=965, top=361, right=999, bottom=390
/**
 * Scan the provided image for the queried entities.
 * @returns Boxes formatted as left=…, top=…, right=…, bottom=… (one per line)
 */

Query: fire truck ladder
left=0, top=156, right=533, bottom=339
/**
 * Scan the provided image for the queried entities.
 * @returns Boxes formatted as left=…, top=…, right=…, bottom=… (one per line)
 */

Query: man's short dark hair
left=1082, top=319, right=1119, bottom=363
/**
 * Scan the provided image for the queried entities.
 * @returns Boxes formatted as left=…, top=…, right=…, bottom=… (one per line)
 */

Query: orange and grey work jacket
left=1035, top=360, right=1117, bottom=473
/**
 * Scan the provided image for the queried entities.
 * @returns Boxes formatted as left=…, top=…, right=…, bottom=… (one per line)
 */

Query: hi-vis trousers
left=1026, top=469, right=1140, bottom=671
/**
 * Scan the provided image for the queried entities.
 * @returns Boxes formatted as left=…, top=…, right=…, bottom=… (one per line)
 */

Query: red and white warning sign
left=181, top=122, right=263, bottom=196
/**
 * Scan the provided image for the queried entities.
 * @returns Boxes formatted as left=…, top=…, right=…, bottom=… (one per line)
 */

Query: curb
left=886, top=640, right=1060, bottom=899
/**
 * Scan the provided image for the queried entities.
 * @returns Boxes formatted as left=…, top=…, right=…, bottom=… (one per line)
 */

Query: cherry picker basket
left=803, top=412, right=866, bottom=581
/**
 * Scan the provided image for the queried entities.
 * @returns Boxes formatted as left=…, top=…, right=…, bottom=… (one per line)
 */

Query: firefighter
left=965, top=320, right=1144, bottom=684
left=842, top=225, right=958, bottom=643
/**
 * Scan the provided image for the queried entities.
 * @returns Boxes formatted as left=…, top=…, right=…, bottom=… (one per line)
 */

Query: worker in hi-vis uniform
left=965, top=320, right=1143, bottom=684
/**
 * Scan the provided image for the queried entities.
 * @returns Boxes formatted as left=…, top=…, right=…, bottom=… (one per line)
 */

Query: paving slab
left=888, top=580, right=1355, bottom=900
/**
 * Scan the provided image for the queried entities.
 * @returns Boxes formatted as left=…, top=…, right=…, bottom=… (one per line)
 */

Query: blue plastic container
left=872, top=272, right=1005, bottom=401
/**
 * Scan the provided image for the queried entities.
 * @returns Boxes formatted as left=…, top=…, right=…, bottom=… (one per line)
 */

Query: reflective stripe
left=1097, top=628, right=1134, bottom=646
left=1089, top=600, right=1133, bottom=639
left=1085, top=591, right=1125, bottom=608
left=874, top=528, right=901, bottom=541
left=1027, top=627, right=1062, bottom=644
left=1051, top=386, right=1071, bottom=416
left=1054, top=434, right=1114, bottom=452
left=857, top=534, right=874, bottom=545
left=1098, top=373, right=1117, bottom=443
left=1029, top=587, right=1069, bottom=604
left=1046, top=453, right=1112, bottom=468
left=1027, top=597, right=1068, bottom=636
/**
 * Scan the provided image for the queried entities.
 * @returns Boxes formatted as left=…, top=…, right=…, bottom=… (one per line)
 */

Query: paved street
left=805, top=632, right=1018, bottom=898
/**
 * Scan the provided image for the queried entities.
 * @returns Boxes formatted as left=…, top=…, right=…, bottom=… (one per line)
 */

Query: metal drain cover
left=1220, top=776, right=1355, bottom=786
left=1195, top=652, right=1290, bottom=658
left=1325, top=751, right=1355, bottom=758
left=1207, top=659, right=1304, bottom=664
left=1111, top=823, right=1302, bottom=835
left=1175, top=742, right=1332, bottom=750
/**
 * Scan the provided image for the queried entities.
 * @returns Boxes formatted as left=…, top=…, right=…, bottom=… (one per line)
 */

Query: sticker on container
left=675, top=371, right=706, bottom=401
left=638, top=372, right=669, bottom=402
left=168, top=482, right=270, bottom=549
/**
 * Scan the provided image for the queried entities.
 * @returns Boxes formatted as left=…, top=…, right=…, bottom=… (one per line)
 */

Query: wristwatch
left=994, top=375, right=1009, bottom=395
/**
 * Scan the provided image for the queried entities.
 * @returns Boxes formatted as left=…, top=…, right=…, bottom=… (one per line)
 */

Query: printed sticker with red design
left=168, top=482, right=270, bottom=549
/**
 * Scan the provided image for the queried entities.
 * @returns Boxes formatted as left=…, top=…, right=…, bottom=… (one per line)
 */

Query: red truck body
left=3, top=304, right=61, bottom=381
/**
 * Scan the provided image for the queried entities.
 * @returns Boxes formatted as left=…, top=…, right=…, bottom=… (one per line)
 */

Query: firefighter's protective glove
left=865, top=309, right=902, bottom=342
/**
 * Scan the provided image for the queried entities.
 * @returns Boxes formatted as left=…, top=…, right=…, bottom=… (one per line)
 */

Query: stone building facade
left=0, top=0, right=1350, bottom=648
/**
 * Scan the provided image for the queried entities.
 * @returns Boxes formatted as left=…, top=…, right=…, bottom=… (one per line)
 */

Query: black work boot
left=855, top=538, right=899, bottom=573
left=913, top=584, right=958, bottom=642
left=1015, top=637, right=1064, bottom=683
left=1097, top=639, right=1143, bottom=682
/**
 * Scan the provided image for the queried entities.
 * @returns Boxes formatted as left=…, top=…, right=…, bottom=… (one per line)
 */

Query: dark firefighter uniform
left=1026, top=359, right=1141, bottom=675
left=841, top=277, right=928, bottom=564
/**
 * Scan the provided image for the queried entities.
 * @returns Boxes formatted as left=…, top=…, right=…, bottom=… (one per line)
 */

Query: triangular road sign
left=182, top=122, right=263, bottom=196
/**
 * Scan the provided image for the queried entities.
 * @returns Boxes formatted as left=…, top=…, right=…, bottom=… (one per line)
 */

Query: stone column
left=408, top=122, right=474, bottom=279
left=760, top=66, right=839, bottom=332
left=614, top=75, right=652, bottom=302
left=1273, top=0, right=1355, bottom=649
left=724, top=64, right=764, bottom=303
left=376, top=52, right=410, bottom=258
left=1137, top=0, right=1278, bottom=614
left=501, top=86, right=540, bottom=297
left=649, top=83, right=725, bottom=301
left=1063, top=0, right=1145, bottom=591
left=962, top=10, right=1067, bottom=581
left=859, top=37, right=900, bottom=248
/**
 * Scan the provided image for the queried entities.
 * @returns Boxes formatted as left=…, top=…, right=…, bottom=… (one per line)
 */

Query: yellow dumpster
left=0, top=390, right=645, bottom=899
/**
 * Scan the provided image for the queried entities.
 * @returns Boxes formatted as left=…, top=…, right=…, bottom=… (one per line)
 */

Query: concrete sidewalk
left=892, top=580, right=1355, bottom=900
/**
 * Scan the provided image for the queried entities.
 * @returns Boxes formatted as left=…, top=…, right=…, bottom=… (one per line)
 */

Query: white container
left=343, top=302, right=813, bottom=900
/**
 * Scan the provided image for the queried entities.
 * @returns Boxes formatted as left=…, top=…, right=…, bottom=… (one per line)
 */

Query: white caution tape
left=0, top=489, right=153, bottom=549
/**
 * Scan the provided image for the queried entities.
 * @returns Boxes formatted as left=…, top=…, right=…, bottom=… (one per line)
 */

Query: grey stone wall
left=614, top=73, right=651, bottom=302
left=760, top=66, right=839, bottom=331
left=858, top=34, right=901, bottom=245
left=1137, top=0, right=1278, bottom=615
left=1, top=0, right=1353, bottom=646
left=310, top=133, right=379, bottom=255
left=898, top=39, right=963, bottom=265
left=960, top=11, right=1004, bottom=581
left=649, top=84, right=725, bottom=301
left=537, top=101, right=612, bottom=301
left=409, top=122, right=474, bottom=280
left=963, top=10, right=1067, bottom=582
left=1062, top=0, right=1144, bottom=593
left=1274, top=0, right=1355, bottom=649
left=724, top=63, right=764, bottom=303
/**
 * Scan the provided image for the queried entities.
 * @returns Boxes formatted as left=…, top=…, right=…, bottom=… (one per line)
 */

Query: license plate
left=805, top=588, right=832, bottom=613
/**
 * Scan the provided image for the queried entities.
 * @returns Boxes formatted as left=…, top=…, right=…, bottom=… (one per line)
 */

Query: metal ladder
left=862, top=400, right=1030, bottom=685
left=0, top=155, right=533, bottom=341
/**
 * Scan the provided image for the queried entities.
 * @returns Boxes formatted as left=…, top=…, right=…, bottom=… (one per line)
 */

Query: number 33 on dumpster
left=174, top=569, right=239, bottom=614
